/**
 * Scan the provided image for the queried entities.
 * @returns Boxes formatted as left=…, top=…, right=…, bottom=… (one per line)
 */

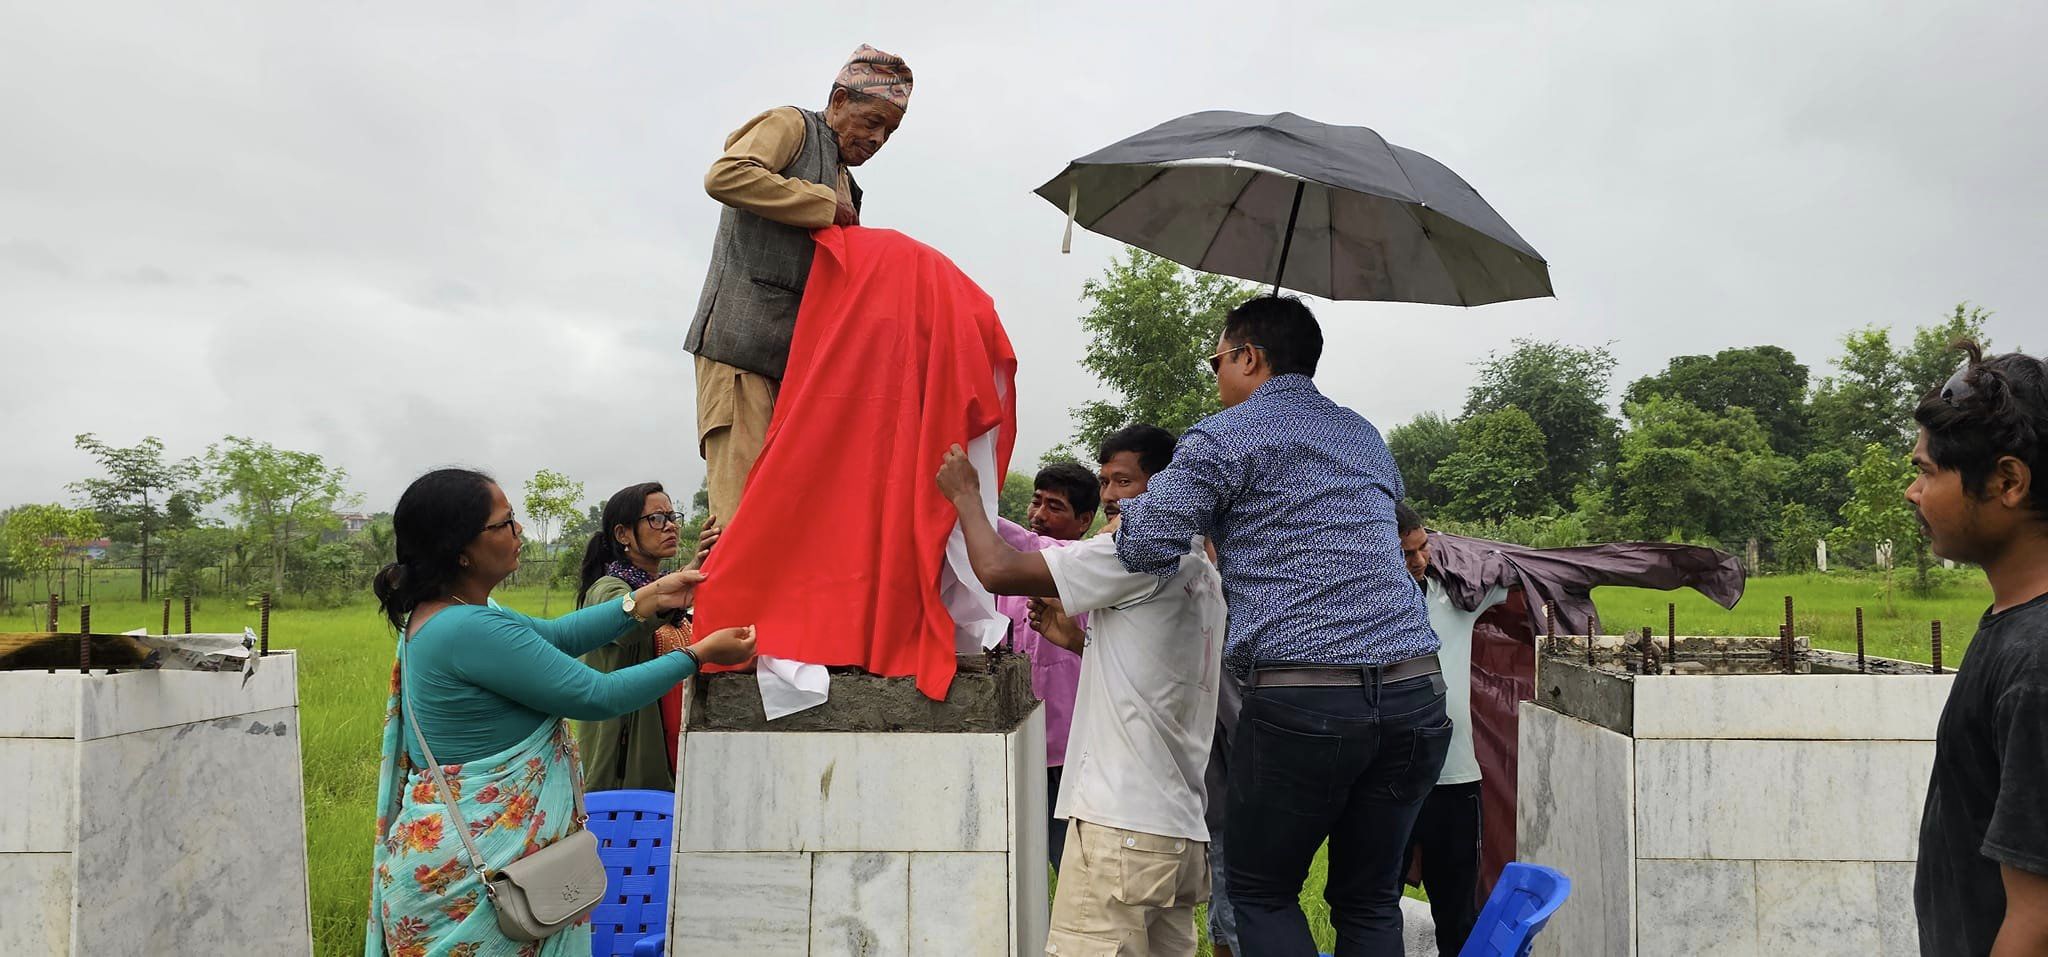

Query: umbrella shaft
left=1273, top=180, right=1305, bottom=294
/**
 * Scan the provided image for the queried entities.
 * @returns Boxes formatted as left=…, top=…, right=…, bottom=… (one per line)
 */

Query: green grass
left=4, top=571, right=1988, bottom=956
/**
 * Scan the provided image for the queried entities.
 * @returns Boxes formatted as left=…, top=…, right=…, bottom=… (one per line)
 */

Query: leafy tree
left=1899, top=302, right=1994, bottom=401
left=997, top=472, right=1034, bottom=525
left=1611, top=395, right=1786, bottom=546
left=1807, top=326, right=1907, bottom=456
left=1387, top=412, right=1459, bottom=512
left=1772, top=502, right=1831, bottom=574
left=1624, top=346, right=1810, bottom=456
left=1463, top=340, right=1619, bottom=511
left=1832, top=442, right=1921, bottom=612
left=69, top=434, right=203, bottom=601
left=162, top=525, right=239, bottom=598
left=1065, top=249, right=1255, bottom=452
left=1789, top=448, right=1857, bottom=522
left=1432, top=407, right=1549, bottom=521
left=205, top=436, right=357, bottom=598
left=0, top=504, right=101, bottom=599
left=523, top=469, right=585, bottom=613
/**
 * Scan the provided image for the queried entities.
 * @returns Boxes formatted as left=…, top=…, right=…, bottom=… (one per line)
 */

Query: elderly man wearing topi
left=687, top=44, right=912, bottom=522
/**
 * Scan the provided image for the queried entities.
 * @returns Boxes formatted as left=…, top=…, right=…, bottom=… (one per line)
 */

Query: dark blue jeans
left=1225, top=670, right=1452, bottom=957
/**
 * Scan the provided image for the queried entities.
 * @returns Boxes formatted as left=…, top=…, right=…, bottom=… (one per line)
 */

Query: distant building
left=58, top=538, right=111, bottom=561
left=337, top=512, right=372, bottom=535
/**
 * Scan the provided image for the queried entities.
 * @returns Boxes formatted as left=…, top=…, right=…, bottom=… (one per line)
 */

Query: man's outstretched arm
left=936, top=445, right=1059, bottom=598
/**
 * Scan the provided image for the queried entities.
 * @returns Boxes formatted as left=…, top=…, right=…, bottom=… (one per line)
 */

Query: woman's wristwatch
left=622, top=592, right=651, bottom=622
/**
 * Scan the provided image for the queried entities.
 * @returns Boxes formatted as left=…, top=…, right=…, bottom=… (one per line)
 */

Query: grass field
left=0, top=571, right=1989, bottom=956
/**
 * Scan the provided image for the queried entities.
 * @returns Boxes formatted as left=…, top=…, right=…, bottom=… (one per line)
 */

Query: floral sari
left=365, top=647, right=592, bottom=957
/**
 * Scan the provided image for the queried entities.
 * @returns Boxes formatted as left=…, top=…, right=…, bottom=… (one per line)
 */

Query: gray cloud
left=1, top=1, right=2042, bottom=517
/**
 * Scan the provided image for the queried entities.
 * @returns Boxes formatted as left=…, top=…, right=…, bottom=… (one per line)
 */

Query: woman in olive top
left=365, top=468, right=754, bottom=957
left=573, top=482, right=718, bottom=790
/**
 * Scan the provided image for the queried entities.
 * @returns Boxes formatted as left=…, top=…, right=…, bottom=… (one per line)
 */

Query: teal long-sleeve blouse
left=400, top=597, right=695, bottom=765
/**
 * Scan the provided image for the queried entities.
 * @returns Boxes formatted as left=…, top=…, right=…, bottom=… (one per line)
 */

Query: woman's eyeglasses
left=482, top=512, right=519, bottom=535
left=639, top=511, right=685, bottom=530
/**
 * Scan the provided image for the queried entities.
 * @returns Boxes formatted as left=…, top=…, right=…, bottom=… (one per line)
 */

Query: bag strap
left=399, top=610, right=589, bottom=881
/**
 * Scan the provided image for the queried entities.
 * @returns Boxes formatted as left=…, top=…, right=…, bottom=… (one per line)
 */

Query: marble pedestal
left=1518, top=649, right=1951, bottom=957
left=668, top=688, right=1049, bottom=956
left=0, top=655, right=312, bottom=956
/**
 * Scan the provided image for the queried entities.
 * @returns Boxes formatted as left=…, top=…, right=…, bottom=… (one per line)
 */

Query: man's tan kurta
left=696, top=107, right=854, bottom=521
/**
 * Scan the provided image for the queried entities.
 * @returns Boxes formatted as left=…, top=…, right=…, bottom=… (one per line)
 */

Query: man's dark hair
left=1097, top=424, right=1177, bottom=477
left=1223, top=295, right=1324, bottom=377
left=1396, top=501, right=1425, bottom=536
left=1035, top=461, right=1101, bottom=516
left=1913, top=341, right=2048, bottom=518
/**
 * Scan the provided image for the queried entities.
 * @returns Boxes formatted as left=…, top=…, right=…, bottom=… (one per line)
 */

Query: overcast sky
left=2, top=1, right=2041, bottom=516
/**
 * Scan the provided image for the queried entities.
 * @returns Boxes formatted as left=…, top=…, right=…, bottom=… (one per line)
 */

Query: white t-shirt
left=1040, top=534, right=1226, bottom=842
left=1423, top=577, right=1509, bottom=786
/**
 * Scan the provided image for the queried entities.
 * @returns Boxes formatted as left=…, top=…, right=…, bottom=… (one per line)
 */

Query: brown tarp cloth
left=1423, top=533, right=1747, bottom=899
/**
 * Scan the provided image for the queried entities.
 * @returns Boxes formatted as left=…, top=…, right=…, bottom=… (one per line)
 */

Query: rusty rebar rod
left=260, top=593, right=271, bottom=656
left=1639, top=626, right=1658, bottom=675
left=1780, top=623, right=1794, bottom=674
left=79, top=604, right=91, bottom=674
left=161, top=598, right=171, bottom=635
left=1932, top=620, right=1944, bottom=675
left=1667, top=602, right=1678, bottom=663
left=183, top=596, right=192, bottom=634
left=1784, top=595, right=1795, bottom=644
left=47, top=593, right=59, bottom=633
left=1855, top=607, right=1866, bottom=672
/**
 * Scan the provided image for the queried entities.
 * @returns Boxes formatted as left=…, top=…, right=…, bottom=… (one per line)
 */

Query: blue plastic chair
left=1458, top=862, right=1573, bottom=957
left=584, top=789, right=675, bottom=957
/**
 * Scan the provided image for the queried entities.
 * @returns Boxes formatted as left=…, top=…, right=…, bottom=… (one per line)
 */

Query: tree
left=162, top=525, right=239, bottom=598
left=523, top=469, right=585, bottom=613
left=1610, top=395, right=1787, bottom=546
left=997, top=472, right=1034, bottom=525
left=0, top=504, right=100, bottom=600
left=1386, top=412, right=1459, bottom=512
left=1065, top=249, right=1256, bottom=452
left=1899, top=302, right=1994, bottom=401
left=1624, top=345, right=1810, bottom=456
left=69, top=434, right=203, bottom=601
left=1772, top=502, right=1831, bottom=574
left=1432, top=407, right=1549, bottom=522
left=1832, top=442, right=1920, bottom=613
left=1789, top=448, right=1857, bottom=521
left=206, top=436, right=356, bottom=598
left=1807, top=326, right=1907, bottom=456
left=1464, top=340, right=1619, bottom=511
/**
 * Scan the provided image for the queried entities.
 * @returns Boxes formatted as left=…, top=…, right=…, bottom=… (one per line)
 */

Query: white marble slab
left=1518, top=705, right=1635, bottom=957
left=0, top=671, right=82, bottom=737
left=0, top=738, right=75, bottom=852
left=678, top=730, right=1010, bottom=852
left=1636, top=859, right=1755, bottom=956
left=1632, top=674, right=1953, bottom=741
left=0, top=852, right=71, bottom=955
left=1635, top=739, right=1934, bottom=861
left=1008, top=706, right=1049, bottom=956
left=1874, top=862, right=1918, bottom=956
left=813, top=852, right=910, bottom=957
left=76, top=652, right=298, bottom=740
left=71, top=706, right=310, bottom=955
left=671, top=852, right=811, bottom=956
left=1754, top=860, right=1879, bottom=954
left=910, top=853, right=1009, bottom=957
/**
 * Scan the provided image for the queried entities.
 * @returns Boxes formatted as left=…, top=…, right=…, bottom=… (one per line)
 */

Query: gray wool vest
left=686, top=107, right=861, bottom=380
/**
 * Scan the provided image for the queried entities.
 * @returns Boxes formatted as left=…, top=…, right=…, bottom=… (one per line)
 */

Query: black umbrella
left=1034, top=110, right=1553, bottom=305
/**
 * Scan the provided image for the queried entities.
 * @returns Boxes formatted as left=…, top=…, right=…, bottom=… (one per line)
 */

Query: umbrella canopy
left=1034, top=110, right=1553, bottom=305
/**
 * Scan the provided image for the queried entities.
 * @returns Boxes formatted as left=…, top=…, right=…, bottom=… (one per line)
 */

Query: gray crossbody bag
left=399, top=633, right=608, bottom=941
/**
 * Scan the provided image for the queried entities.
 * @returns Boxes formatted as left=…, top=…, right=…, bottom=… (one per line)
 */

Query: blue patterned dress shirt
left=1114, top=374, right=1439, bottom=677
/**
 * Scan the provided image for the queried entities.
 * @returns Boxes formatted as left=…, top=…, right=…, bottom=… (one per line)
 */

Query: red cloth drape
left=687, top=226, right=1017, bottom=705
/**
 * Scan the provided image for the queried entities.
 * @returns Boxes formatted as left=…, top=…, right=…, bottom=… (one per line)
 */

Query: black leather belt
left=1250, top=654, right=1442, bottom=688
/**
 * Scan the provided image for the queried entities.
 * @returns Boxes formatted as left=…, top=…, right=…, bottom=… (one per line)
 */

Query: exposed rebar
left=1667, top=602, right=1678, bottom=664
left=1932, top=620, right=1944, bottom=675
left=47, top=593, right=59, bottom=633
left=1855, top=607, right=1866, bottom=672
left=260, top=593, right=272, bottom=656
left=79, top=604, right=91, bottom=674
left=183, top=596, right=193, bottom=634
left=161, top=598, right=171, bottom=635
left=1780, top=623, right=1794, bottom=674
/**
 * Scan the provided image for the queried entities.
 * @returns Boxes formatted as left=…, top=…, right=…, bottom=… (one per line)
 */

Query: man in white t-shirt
left=936, top=440, right=1225, bottom=957
left=1397, top=502, right=1508, bottom=954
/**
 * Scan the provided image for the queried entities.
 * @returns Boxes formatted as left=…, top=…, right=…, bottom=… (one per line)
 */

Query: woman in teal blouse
left=365, top=468, right=754, bottom=956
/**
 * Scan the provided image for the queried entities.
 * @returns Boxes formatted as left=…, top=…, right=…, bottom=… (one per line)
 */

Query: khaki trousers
left=1045, top=819, right=1208, bottom=957
left=694, top=355, right=778, bottom=523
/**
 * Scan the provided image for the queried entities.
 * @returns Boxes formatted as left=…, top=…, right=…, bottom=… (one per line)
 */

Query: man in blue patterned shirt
left=1116, top=296, right=1449, bottom=956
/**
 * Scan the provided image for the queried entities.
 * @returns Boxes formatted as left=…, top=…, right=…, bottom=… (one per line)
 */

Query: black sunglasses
left=638, top=511, right=685, bottom=530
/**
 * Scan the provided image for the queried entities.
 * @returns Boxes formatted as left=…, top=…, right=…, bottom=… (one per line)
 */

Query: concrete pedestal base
left=670, top=665, right=1049, bottom=956
left=0, top=654, right=311, bottom=956
left=1518, top=653, right=1950, bottom=957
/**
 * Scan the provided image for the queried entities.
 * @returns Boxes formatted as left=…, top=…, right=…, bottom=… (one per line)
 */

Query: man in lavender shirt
left=996, top=460, right=1098, bottom=869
